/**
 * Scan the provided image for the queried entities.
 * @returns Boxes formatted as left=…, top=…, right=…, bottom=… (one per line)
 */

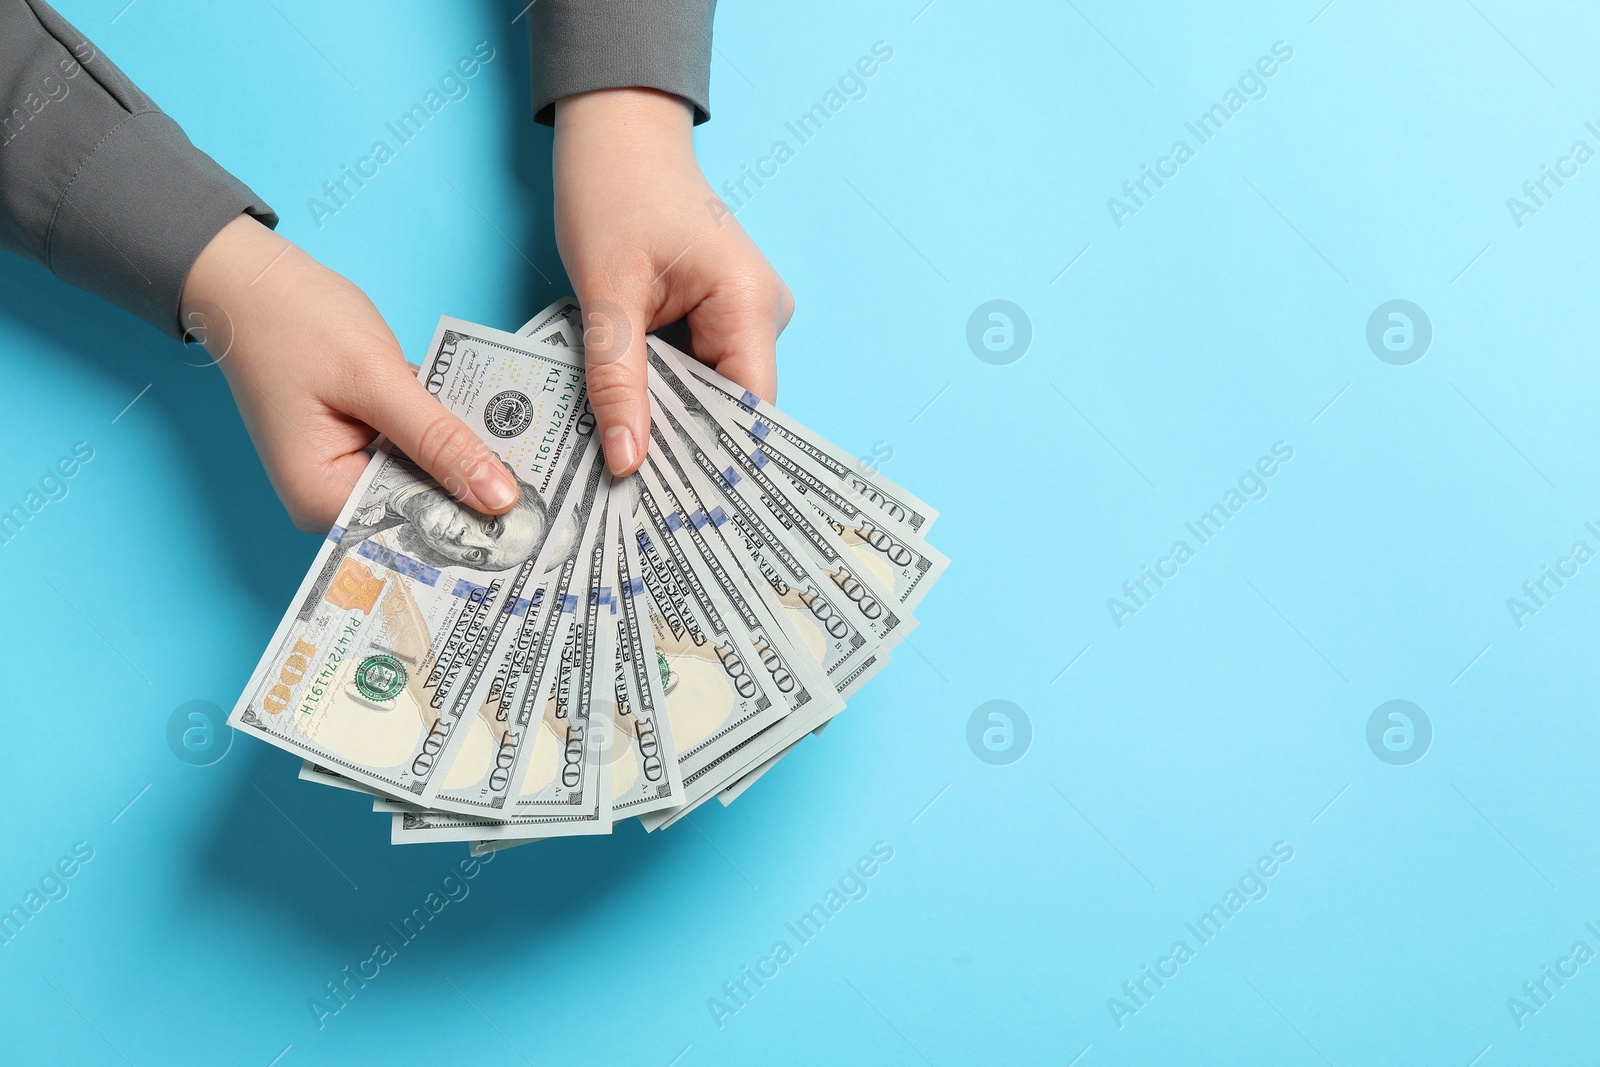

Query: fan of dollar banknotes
left=228, top=300, right=946, bottom=853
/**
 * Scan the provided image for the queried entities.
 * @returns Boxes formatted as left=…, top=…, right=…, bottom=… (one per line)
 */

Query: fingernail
left=603, top=425, right=637, bottom=475
left=470, top=460, right=517, bottom=511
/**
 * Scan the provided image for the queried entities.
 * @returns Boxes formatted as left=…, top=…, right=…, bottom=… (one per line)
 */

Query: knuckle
left=414, top=414, right=486, bottom=489
left=728, top=268, right=785, bottom=313
left=584, top=366, right=641, bottom=416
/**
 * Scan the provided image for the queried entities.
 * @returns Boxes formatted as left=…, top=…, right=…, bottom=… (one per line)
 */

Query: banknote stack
left=228, top=300, right=945, bottom=852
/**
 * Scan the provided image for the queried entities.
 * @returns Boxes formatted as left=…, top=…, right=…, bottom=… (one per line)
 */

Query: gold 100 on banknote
left=228, top=299, right=947, bottom=852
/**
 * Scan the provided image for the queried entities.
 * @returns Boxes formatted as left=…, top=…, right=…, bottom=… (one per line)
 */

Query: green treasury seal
left=354, top=654, right=407, bottom=701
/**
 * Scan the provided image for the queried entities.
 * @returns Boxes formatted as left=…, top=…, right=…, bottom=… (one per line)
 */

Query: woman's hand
left=180, top=214, right=519, bottom=531
left=553, top=87, right=794, bottom=476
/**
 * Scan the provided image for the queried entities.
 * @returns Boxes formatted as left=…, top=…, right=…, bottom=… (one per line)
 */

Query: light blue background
left=2, top=1, right=1597, bottom=1063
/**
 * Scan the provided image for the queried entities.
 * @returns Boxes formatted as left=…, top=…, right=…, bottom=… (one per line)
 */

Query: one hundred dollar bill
left=630, top=454, right=845, bottom=826
left=634, top=435, right=849, bottom=771
left=518, top=309, right=904, bottom=811
left=521, top=300, right=581, bottom=345
left=650, top=346, right=947, bottom=612
left=417, top=445, right=607, bottom=820
left=297, top=760, right=379, bottom=795
left=622, top=458, right=801, bottom=781
left=391, top=469, right=617, bottom=843
left=442, top=484, right=703, bottom=849
left=230, top=318, right=599, bottom=811
left=646, top=376, right=910, bottom=692
left=605, top=487, right=685, bottom=818
left=647, top=338, right=938, bottom=534
left=290, top=306, right=584, bottom=807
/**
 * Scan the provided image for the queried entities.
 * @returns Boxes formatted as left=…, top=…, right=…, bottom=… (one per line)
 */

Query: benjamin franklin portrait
left=360, top=474, right=550, bottom=572
left=344, top=454, right=582, bottom=573
left=296, top=454, right=580, bottom=622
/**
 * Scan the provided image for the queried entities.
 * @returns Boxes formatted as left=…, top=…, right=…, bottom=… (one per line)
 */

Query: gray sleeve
left=0, top=0, right=277, bottom=339
left=527, top=0, right=716, bottom=126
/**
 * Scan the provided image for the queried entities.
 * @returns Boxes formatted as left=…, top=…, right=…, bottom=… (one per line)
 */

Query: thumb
left=578, top=287, right=650, bottom=477
left=351, top=364, right=520, bottom=514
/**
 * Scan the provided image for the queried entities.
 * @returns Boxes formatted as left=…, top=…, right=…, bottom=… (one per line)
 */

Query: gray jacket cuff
left=0, top=0, right=277, bottom=340
left=527, top=0, right=716, bottom=125
left=49, top=111, right=276, bottom=339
